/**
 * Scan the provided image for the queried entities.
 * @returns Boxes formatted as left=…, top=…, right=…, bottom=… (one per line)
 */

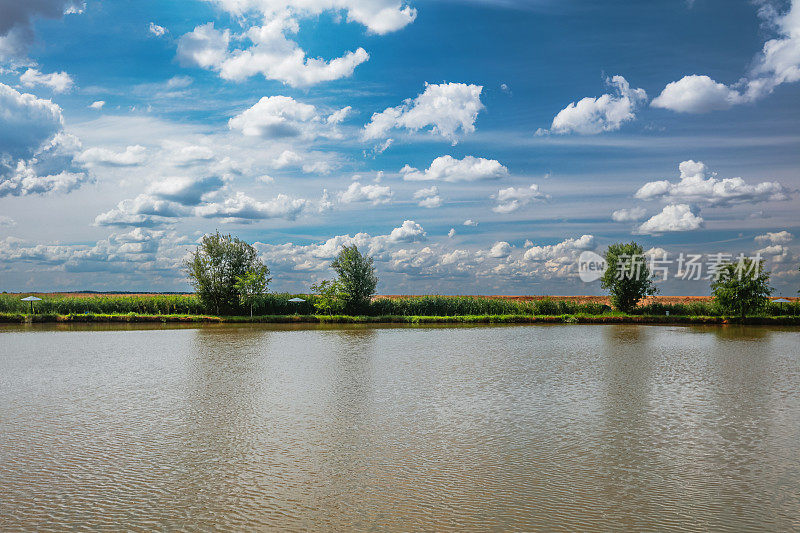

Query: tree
left=330, top=245, right=378, bottom=313
left=185, top=231, right=270, bottom=315
left=235, top=270, right=271, bottom=317
left=600, top=242, right=658, bottom=313
left=711, top=258, right=772, bottom=318
left=310, top=279, right=347, bottom=315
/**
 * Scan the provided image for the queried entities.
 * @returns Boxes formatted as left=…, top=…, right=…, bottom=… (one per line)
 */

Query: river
left=1, top=323, right=798, bottom=531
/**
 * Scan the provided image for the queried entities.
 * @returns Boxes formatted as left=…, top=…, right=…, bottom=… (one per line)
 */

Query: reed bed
left=1, top=293, right=797, bottom=318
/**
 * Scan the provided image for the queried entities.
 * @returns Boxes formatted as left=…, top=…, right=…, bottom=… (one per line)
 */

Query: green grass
left=2, top=311, right=798, bottom=326
left=1, top=293, right=797, bottom=321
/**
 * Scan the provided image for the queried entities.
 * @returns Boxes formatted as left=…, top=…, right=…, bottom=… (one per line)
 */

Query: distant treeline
left=1, top=293, right=798, bottom=317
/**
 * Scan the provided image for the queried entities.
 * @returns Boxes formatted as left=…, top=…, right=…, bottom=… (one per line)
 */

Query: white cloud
left=523, top=234, right=595, bottom=261
left=413, top=185, right=442, bottom=208
left=149, top=22, right=167, bottom=37
left=0, top=83, right=87, bottom=197
left=0, top=215, right=16, bottom=227
left=448, top=228, right=456, bottom=238
left=326, top=106, right=352, bottom=124
left=176, top=23, right=231, bottom=70
left=272, top=149, right=303, bottom=168
left=177, top=11, right=372, bottom=87
left=542, top=75, right=647, bottom=135
left=77, top=145, right=147, bottom=167
left=147, top=176, right=225, bottom=206
left=651, top=75, right=745, bottom=113
left=388, top=220, right=426, bottom=243
left=611, top=206, right=647, bottom=222
left=363, top=82, right=484, bottom=144
left=463, top=219, right=478, bottom=226
left=654, top=1, right=800, bottom=111
left=755, top=231, right=794, bottom=244
left=635, top=160, right=790, bottom=207
left=489, top=241, right=512, bottom=258
left=19, top=68, right=75, bottom=93
left=228, top=95, right=342, bottom=139
left=400, top=155, right=508, bottom=182
left=89, top=100, right=105, bottom=109
left=302, top=160, right=335, bottom=174
left=94, top=194, right=189, bottom=227
left=637, top=204, right=704, bottom=234
left=163, top=142, right=215, bottom=166
left=195, top=191, right=307, bottom=222
left=492, top=184, right=546, bottom=213
left=206, top=0, right=417, bottom=35
left=339, top=181, right=393, bottom=205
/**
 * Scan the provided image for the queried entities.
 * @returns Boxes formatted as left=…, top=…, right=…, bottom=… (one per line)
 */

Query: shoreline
left=2, top=312, right=799, bottom=326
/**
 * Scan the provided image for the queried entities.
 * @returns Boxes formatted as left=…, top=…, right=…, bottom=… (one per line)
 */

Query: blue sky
left=0, top=0, right=798, bottom=295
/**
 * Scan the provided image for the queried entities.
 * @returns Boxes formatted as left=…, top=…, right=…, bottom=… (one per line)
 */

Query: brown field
left=7, top=292, right=799, bottom=304
left=375, top=295, right=800, bottom=304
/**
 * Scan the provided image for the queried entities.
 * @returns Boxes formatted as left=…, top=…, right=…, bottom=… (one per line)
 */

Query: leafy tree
left=330, top=245, right=378, bottom=313
left=600, top=242, right=658, bottom=313
left=185, top=231, right=270, bottom=315
left=235, top=270, right=271, bottom=317
left=711, top=258, right=772, bottom=318
left=310, top=279, right=347, bottom=315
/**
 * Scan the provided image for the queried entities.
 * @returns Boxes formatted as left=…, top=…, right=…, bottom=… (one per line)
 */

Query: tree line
left=186, top=233, right=782, bottom=318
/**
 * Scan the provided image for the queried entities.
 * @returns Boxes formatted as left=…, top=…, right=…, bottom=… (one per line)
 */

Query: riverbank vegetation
left=2, top=235, right=797, bottom=322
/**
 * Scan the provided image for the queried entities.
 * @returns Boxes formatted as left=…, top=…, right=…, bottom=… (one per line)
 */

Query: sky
left=0, top=0, right=798, bottom=295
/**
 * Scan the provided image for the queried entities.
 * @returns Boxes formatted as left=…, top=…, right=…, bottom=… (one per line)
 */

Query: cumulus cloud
left=147, top=175, right=225, bottom=206
left=463, top=219, right=478, bottom=226
left=651, top=75, right=745, bottom=113
left=755, top=231, right=794, bottom=244
left=0, top=0, right=84, bottom=59
left=635, top=160, right=790, bottom=207
left=0, top=229, right=192, bottom=276
left=339, top=181, right=393, bottom=205
left=228, top=95, right=344, bottom=139
left=195, top=192, right=307, bottom=222
left=653, top=0, right=800, bottom=112
left=94, top=194, right=189, bottom=227
left=19, top=68, right=75, bottom=93
left=0, top=83, right=87, bottom=197
left=540, top=75, right=647, bottom=135
left=176, top=6, right=376, bottom=88
left=489, top=241, right=512, bottom=258
left=611, top=206, right=647, bottom=222
left=163, top=143, right=215, bottom=166
left=388, top=220, right=426, bottom=243
left=89, top=100, right=105, bottom=109
left=413, top=185, right=442, bottom=208
left=492, top=184, right=547, bottom=213
left=400, top=155, right=508, bottom=182
left=77, top=145, right=147, bottom=167
left=523, top=234, right=595, bottom=262
left=637, top=204, right=704, bottom=234
left=363, top=82, right=484, bottom=145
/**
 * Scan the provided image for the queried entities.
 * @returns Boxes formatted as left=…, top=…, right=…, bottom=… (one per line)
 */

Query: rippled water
left=1, top=323, right=799, bottom=531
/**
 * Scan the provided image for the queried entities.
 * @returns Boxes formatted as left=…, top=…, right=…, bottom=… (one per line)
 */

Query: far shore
left=2, top=312, right=799, bottom=326
left=4, top=293, right=799, bottom=304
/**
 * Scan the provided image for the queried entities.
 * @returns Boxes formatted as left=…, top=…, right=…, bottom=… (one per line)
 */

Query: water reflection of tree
left=596, top=324, right=660, bottom=529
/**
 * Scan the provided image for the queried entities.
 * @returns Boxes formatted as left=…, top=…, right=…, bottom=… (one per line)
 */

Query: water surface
left=1, top=323, right=799, bottom=531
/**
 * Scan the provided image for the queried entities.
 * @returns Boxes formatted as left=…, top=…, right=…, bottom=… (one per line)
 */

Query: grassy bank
left=3, top=293, right=799, bottom=318
left=2, top=312, right=799, bottom=326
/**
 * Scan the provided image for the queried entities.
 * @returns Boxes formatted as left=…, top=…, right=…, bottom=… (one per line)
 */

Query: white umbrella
left=21, top=296, right=42, bottom=313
